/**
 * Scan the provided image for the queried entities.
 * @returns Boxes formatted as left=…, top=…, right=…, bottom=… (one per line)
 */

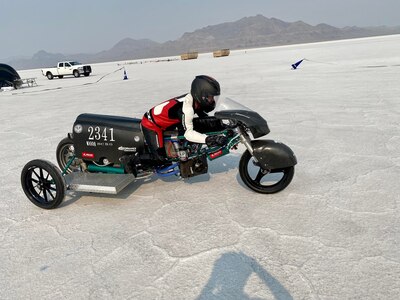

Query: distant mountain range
left=7, top=15, right=400, bottom=70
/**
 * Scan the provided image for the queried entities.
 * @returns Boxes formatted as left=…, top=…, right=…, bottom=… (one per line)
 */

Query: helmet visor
left=202, top=94, right=219, bottom=108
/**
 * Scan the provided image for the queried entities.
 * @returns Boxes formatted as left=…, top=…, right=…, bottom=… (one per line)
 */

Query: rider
left=141, top=75, right=227, bottom=161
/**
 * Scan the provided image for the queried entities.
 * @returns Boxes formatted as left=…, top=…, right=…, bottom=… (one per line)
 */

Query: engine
left=163, top=135, right=208, bottom=178
left=179, top=155, right=208, bottom=178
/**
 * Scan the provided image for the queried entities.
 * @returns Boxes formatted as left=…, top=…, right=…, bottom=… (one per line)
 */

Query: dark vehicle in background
left=0, top=63, right=22, bottom=89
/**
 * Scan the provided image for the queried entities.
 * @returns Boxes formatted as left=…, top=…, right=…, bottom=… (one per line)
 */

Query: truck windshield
left=69, top=62, right=81, bottom=66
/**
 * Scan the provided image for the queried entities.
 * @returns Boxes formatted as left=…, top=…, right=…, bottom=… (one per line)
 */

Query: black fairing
left=214, top=110, right=270, bottom=138
left=251, top=140, right=297, bottom=169
left=72, top=113, right=144, bottom=163
left=193, top=116, right=226, bottom=133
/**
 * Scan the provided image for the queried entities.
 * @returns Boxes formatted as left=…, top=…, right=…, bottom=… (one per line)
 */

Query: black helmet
left=191, top=75, right=220, bottom=113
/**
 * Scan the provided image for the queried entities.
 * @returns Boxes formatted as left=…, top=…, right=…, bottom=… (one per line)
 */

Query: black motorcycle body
left=72, top=113, right=145, bottom=164
left=21, top=98, right=297, bottom=209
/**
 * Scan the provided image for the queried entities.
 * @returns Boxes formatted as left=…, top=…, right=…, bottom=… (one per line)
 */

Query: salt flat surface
left=1, top=35, right=399, bottom=299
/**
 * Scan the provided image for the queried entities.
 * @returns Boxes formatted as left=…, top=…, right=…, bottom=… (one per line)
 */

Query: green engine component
left=87, top=164, right=125, bottom=174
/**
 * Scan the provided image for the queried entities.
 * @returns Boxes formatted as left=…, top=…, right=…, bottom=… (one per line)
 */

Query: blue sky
left=1, top=0, right=399, bottom=59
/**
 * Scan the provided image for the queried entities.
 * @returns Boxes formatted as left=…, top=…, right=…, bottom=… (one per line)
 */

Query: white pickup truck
left=41, top=61, right=92, bottom=80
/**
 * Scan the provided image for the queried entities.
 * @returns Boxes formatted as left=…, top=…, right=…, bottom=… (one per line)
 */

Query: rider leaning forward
left=141, top=75, right=228, bottom=161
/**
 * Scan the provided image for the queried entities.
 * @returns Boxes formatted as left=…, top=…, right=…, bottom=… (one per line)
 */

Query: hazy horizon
left=1, top=0, right=400, bottom=60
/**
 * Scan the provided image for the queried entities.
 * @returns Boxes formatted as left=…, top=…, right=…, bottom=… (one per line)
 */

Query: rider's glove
left=206, top=135, right=227, bottom=147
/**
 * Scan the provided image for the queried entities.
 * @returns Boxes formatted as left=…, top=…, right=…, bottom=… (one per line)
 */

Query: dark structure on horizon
left=0, top=63, right=22, bottom=88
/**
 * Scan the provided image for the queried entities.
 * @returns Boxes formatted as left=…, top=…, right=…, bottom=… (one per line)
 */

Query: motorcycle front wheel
left=239, top=150, right=294, bottom=194
left=21, top=159, right=66, bottom=209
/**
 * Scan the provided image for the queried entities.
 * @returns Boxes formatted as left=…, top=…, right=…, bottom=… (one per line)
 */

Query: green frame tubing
left=164, top=130, right=240, bottom=162
left=62, top=154, right=77, bottom=176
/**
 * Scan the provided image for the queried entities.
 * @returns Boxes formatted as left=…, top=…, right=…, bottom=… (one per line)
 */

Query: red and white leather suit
left=141, top=93, right=207, bottom=150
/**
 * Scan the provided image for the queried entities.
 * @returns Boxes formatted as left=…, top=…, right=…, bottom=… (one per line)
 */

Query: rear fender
left=251, top=140, right=297, bottom=169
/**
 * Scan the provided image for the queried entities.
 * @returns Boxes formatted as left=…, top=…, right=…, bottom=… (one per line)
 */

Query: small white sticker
left=74, top=124, right=83, bottom=134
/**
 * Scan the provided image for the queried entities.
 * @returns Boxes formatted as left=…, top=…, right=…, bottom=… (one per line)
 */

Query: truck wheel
left=47, top=72, right=54, bottom=80
left=73, top=70, right=80, bottom=78
left=21, top=159, right=66, bottom=209
left=58, top=75, right=64, bottom=79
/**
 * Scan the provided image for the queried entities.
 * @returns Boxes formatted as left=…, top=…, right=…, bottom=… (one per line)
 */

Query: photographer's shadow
left=197, top=251, right=293, bottom=300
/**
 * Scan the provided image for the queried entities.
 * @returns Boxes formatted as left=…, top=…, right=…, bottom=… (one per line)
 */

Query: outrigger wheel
left=21, top=159, right=66, bottom=209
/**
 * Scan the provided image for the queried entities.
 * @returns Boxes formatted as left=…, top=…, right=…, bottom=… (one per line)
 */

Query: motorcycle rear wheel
left=56, top=137, right=80, bottom=173
left=239, top=150, right=294, bottom=194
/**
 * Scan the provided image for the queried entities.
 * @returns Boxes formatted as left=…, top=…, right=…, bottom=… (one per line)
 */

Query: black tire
left=56, top=137, right=80, bottom=174
left=58, top=75, right=64, bottom=79
left=21, top=159, right=66, bottom=209
left=47, top=72, right=53, bottom=80
left=239, top=150, right=294, bottom=194
left=84, top=72, right=90, bottom=77
left=73, top=70, right=80, bottom=78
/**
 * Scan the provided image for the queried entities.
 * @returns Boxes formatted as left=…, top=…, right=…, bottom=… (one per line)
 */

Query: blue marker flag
left=291, top=59, right=304, bottom=70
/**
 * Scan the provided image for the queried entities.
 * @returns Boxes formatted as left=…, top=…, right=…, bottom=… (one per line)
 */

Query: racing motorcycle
left=21, top=98, right=297, bottom=209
